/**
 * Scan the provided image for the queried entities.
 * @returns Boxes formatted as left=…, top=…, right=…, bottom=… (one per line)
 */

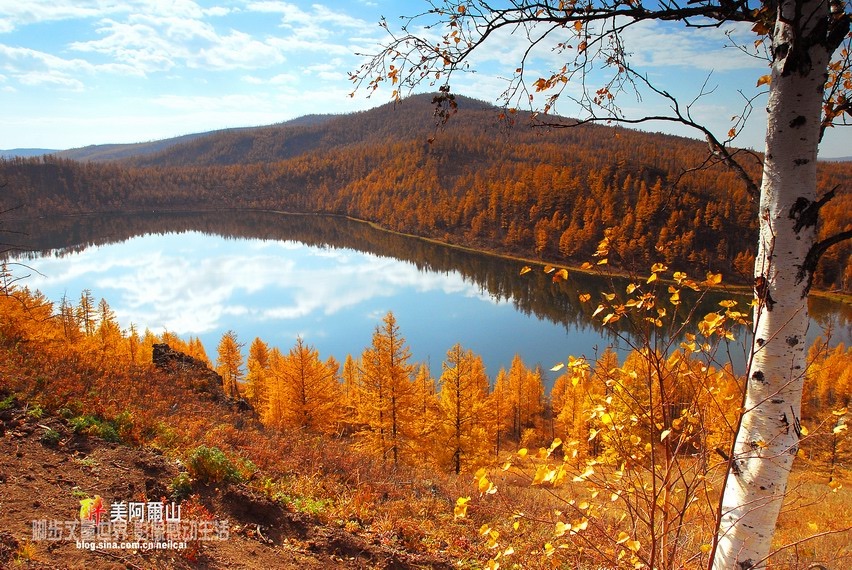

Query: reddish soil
left=0, top=403, right=451, bottom=569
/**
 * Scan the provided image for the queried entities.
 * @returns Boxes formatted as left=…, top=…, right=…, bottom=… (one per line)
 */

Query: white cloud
left=194, top=29, right=285, bottom=69
left=19, top=233, right=489, bottom=337
left=0, top=0, right=112, bottom=29
left=0, top=43, right=138, bottom=90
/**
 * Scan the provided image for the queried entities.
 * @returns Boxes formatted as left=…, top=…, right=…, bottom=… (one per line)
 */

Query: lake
left=4, top=210, right=849, bottom=385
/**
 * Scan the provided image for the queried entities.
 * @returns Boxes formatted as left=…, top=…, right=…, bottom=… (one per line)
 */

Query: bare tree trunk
left=712, top=1, right=832, bottom=567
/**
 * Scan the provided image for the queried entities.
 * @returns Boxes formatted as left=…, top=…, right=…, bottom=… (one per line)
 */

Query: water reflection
left=4, top=210, right=849, bottom=381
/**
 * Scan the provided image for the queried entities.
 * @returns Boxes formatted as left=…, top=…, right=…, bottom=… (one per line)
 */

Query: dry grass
left=769, top=466, right=852, bottom=569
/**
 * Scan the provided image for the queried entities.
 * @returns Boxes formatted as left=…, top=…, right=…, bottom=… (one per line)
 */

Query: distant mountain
left=3, top=92, right=849, bottom=291
left=1, top=148, right=58, bottom=158
left=55, top=131, right=234, bottom=162
left=54, top=114, right=340, bottom=163
left=121, top=95, right=499, bottom=168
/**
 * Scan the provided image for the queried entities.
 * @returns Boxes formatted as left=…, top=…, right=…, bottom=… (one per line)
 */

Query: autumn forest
left=1, top=93, right=850, bottom=568
left=2, top=94, right=850, bottom=289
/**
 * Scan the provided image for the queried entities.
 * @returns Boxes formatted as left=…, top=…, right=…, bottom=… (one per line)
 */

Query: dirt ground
left=0, top=402, right=451, bottom=569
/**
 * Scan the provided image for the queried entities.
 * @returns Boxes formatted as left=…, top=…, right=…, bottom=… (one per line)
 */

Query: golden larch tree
left=215, top=329, right=244, bottom=400
left=358, top=311, right=416, bottom=465
left=265, top=337, right=341, bottom=434
left=245, top=337, right=271, bottom=415
left=438, top=344, right=493, bottom=474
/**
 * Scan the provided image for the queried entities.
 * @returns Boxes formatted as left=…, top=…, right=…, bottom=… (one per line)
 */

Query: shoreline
left=6, top=206, right=850, bottom=305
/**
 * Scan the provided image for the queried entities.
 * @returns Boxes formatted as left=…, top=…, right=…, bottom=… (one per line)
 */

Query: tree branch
left=797, top=228, right=852, bottom=294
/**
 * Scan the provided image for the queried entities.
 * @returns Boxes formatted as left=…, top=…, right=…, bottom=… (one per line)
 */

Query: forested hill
left=54, top=113, right=339, bottom=163
left=1, top=93, right=850, bottom=289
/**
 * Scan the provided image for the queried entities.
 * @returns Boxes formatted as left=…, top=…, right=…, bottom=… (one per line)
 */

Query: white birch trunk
left=712, top=1, right=833, bottom=568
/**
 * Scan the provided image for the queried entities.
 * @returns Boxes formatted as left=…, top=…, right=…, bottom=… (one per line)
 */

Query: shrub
left=68, top=414, right=121, bottom=443
left=169, top=472, right=193, bottom=501
left=185, top=445, right=243, bottom=484
left=0, top=394, right=16, bottom=411
left=40, top=428, right=61, bottom=447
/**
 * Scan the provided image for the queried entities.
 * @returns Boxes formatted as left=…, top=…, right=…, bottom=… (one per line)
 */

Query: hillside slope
left=0, top=398, right=453, bottom=569
left=1, top=93, right=849, bottom=289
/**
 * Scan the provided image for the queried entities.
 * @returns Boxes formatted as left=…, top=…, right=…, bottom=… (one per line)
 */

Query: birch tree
left=352, top=1, right=851, bottom=567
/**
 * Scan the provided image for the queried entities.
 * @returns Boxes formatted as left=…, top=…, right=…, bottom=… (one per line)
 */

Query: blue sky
left=0, top=1, right=847, bottom=157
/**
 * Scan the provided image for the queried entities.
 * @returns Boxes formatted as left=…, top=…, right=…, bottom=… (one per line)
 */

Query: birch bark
left=712, top=1, right=834, bottom=567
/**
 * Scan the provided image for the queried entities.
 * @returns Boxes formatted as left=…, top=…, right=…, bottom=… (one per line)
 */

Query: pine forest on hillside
left=1, top=94, right=850, bottom=291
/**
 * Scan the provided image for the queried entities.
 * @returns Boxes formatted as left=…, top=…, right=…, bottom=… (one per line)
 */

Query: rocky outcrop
left=152, top=343, right=255, bottom=414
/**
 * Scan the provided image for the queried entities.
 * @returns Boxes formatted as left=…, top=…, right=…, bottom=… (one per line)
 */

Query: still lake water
left=6, top=211, right=850, bottom=384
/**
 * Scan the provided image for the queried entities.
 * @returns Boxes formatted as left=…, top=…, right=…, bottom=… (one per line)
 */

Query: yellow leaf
left=554, top=521, right=569, bottom=537
left=626, top=539, right=641, bottom=552
left=700, top=543, right=712, bottom=554
left=454, top=497, right=470, bottom=518
left=807, top=522, right=818, bottom=531
left=832, top=424, right=847, bottom=434
left=551, top=362, right=565, bottom=372
left=573, top=466, right=594, bottom=482
left=592, top=304, right=606, bottom=317
left=616, top=531, right=629, bottom=544
left=579, top=293, right=591, bottom=302
left=572, top=518, right=589, bottom=532
left=552, top=268, right=569, bottom=282
left=705, top=272, right=723, bottom=285
left=518, top=448, right=528, bottom=458
left=596, top=257, right=608, bottom=265
left=600, top=412, right=613, bottom=425
left=532, top=465, right=550, bottom=485
left=503, top=546, right=515, bottom=556
left=603, top=293, right=616, bottom=301
left=800, top=424, right=809, bottom=436
left=626, top=283, right=638, bottom=294
left=549, top=438, right=563, bottom=453
left=602, top=313, right=620, bottom=325
left=660, top=429, right=671, bottom=442
left=544, top=264, right=556, bottom=274
left=651, top=262, right=667, bottom=273
left=520, top=266, right=532, bottom=276
left=580, top=262, right=593, bottom=270
left=647, top=272, right=658, bottom=284
left=757, top=74, right=771, bottom=87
